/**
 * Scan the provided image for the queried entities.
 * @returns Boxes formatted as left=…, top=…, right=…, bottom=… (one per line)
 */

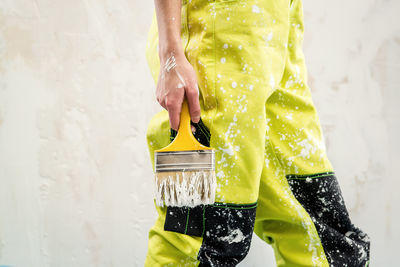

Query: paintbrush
left=154, top=98, right=216, bottom=207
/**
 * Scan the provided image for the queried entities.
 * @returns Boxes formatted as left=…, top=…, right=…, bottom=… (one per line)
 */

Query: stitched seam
left=197, top=126, right=210, bottom=142
left=198, top=122, right=211, bottom=138
left=286, top=171, right=335, bottom=180
left=286, top=171, right=335, bottom=177
left=265, top=135, right=286, bottom=173
left=287, top=174, right=333, bottom=180
left=211, top=202, right=258, bottom=209
left=215, top=0, right=239, bottom=4
left=213, top=201, right=258, bottom=206
left=262, top=0, right=294, bottom=174
left=210, top=205, right=258, bottom=210
left=201, top=205, right=206, bottom=237
left=184, top=207, right=190, bottom=235
left=211, top=0, right=217, bottom=131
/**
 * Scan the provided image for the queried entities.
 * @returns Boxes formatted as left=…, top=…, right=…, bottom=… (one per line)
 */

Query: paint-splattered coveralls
left=144, top=0, right=370, bottom=266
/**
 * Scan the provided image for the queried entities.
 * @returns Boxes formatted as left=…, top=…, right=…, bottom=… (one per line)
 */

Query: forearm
left=154, top=0, right=184, bottom=63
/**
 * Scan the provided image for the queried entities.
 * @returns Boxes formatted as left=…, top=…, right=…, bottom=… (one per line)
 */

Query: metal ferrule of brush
left=155, top=150, right=215, bottom=172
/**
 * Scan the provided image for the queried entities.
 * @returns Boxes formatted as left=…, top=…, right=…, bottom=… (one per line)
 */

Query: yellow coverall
left=144, top=0, right=370, bottom=266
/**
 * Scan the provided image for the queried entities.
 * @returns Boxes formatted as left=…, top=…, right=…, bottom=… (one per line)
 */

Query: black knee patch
left=286, top=172, right=370, bottom=267
left=164, top=205, right=206, bottom=237
left=197, top=202, right=257, bottom=267
left=163, top=203, right=257, bottom=266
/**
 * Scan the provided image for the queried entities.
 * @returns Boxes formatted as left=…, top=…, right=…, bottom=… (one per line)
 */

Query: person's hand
left=156, top=51, right=201, bottom=131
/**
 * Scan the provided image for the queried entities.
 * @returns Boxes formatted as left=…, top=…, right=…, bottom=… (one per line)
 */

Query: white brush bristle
left=155, top=170, right=216, bottom=207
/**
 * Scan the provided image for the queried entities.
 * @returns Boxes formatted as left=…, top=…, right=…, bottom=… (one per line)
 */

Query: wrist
left=158, top=40, right=185, bottom=63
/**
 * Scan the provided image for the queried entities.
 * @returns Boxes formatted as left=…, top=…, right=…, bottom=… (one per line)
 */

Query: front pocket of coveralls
left=164, top=117, right=211, bottom=237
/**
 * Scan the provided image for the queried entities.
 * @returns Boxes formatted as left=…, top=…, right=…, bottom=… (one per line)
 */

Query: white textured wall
left=0, top=0, right=398, bottom=266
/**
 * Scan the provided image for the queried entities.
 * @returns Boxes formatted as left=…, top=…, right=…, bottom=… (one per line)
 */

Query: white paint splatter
left=252, top=5, right=261, bottom=13
left=221, top=146, right=234, bottom=156
left=219, top=229, right=246, bottom=244
left=267, top=32, right=273, bottom=41
left=298, top=138, right=317, bottom=159
left=216, top=170, right=225, bottom=178
left=220, top=57, right=226, bottom=63
left=231, top=81, right=237, bottom=88
left=270, top=74, right=275, bottom=89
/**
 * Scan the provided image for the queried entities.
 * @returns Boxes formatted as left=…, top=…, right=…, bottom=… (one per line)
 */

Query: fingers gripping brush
left=154, top=99, right=216, bottom=207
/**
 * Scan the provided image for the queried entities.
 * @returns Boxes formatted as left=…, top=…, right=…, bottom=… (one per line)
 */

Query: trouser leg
left=254, top=85, right=371, bottom=266
left=254, top=138, right=330, bottom=267
left=254, top=0, right=370, bottom=265
left=144, top=204, right=203, bottom=267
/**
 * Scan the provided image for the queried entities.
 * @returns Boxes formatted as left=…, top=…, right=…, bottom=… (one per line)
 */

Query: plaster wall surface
left=0, top=0, right=398, bottom=266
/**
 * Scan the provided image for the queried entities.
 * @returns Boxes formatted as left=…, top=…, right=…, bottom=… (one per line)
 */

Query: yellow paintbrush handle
left=179, top=98, right=192, bottom=139
left=156, top=98, right=212, bottom=152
